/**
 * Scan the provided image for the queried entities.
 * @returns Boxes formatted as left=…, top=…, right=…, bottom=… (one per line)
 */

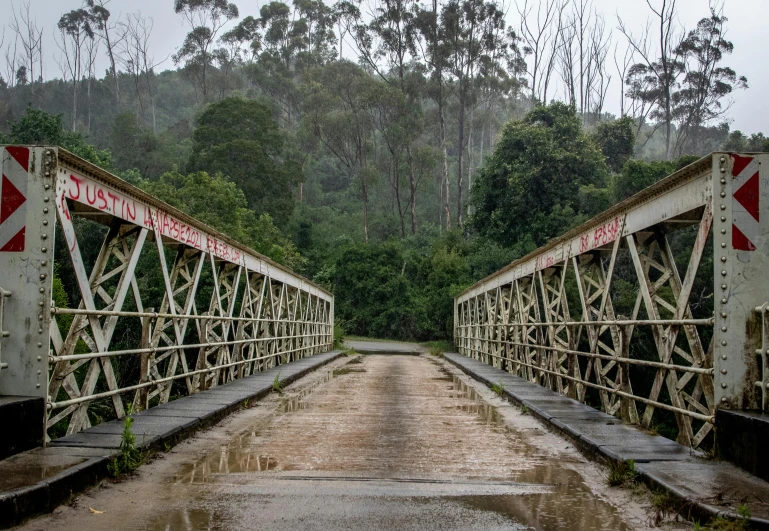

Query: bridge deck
left=444, top=352, right=769, bottom=527
left=0, top=351, right=343, bottom=528
left=8, top=348, right=655, bottom=530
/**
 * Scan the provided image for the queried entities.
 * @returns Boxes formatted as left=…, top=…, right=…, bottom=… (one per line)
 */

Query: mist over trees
left=0, top=0, right=763, bottom=342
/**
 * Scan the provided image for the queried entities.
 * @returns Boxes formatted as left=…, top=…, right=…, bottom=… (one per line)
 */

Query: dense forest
left=0, top=0, right=767, bottom=343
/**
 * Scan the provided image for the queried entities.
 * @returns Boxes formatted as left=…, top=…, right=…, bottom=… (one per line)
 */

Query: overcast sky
left=1, top=0, right=766, bottom=135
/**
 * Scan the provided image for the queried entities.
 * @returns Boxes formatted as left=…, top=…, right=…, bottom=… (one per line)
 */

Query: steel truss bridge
left=0, top=146, right=333, bottom=439
left=455, top=151, right=769, bottom=450
left=0, top=146, right=768, bottom=483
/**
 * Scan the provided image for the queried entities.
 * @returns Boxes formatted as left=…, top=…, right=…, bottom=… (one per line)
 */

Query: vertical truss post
left=0, top=147, right=55, bottom=404
left=715, top=153, right=769, bottom=410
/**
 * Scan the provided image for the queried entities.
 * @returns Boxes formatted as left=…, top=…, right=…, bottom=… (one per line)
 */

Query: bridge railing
left=455, top=153, right=769, bottom=449
left=0, top=146, right=333, bottom=440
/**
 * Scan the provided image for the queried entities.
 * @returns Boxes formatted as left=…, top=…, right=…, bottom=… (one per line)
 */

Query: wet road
left=16, top=353, right=656, bottom=530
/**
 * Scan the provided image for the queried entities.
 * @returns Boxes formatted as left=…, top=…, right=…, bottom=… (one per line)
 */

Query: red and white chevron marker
left=0, top=146, right=29, bottom=252
left=731, top=153, right=760, bottom=251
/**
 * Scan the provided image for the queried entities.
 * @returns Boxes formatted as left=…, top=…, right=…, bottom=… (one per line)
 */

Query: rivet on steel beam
left=722, top=369, right=728, bottom=374
left=721, top=270, right=727, bottom=276
left=721, top=326, right=727, bottom=332
left=722, top=355, right=727, bottom=360
left=37, top=370, right=41, bottom=375
left=721, top=167, right=726, bottom=173
left=721, top=256, right=727, bottom=262
left=41, top=247, right=47, bottom=252
left=43, top=197, right=49, bottom=202
left=722, top=383, right=728, bottom=388
left=43, top=207, right=48, bottom=213
left=41, top=234, right=47, bottom=240
left=38, top=301, right=44, bottom=307
left=44, top=171, right=50, bottom=177
left=37, top=342, right=42, bottom=347
left=721, top=284, right=727, bottom=290
left=721, top=312, right=727, bottom=318
left=43, top=220, right=48, bottom=226
left=36, top=384, right=40, bottom=388
left=721, top=216, right=726, bottom=222
left=721, top=178, right=726, bottom=184
left=721, top=298, right=727, bottom=304
left=36, top=356, right=41, bottom=361
left=720, top=204, right=726, bottom=210
left=720, top=156, right=726, bottom=162
left=721, top=340, right=727, bottom=346
left=41, top=260, right=47, bottom=266
left=721, top=191, right=726, bottom=197
left=39, top=274, right=46, bottom=280
left=721, top=229, right=726, bottom=235
left=38, top=328, right=43, bottom=333
left=44, top=184, right=50, bottom=190
left=721, top=397, right=728, bottom=403
left=39, top=287, right=44, bottom=293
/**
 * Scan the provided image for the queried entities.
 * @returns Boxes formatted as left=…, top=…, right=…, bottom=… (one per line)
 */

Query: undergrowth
left=695, top=504, right=753, bottom=530
left=107, top=408, right=146, bottom=477
left=490, top=381, right=505, bottom=397
left=272, top=372, right=284, bottom=393
left=607, top=459, right=638, bottom=487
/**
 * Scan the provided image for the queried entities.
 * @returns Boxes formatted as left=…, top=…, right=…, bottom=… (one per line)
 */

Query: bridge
left=1, top=146, right=769, bottom=529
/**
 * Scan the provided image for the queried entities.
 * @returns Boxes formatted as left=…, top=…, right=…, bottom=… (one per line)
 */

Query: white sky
left=1, top=0, right=767, bottom=134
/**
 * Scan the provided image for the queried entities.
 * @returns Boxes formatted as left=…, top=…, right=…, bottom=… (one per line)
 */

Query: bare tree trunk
left=407, top=146, right=417, bottom=235
left=456, top=88, right=465, bottom=227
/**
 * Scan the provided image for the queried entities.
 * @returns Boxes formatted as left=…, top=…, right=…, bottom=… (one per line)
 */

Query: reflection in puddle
left=159, top=355, right=632, bottom=530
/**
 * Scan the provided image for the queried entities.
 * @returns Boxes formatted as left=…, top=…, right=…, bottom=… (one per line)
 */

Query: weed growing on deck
left=107, top=408, right=146, bottom=477
left=520, top=405, right=529, bottom=415
left=490, top=382, right=505, bottom=397
left=607, top=459, right=637, bottom=487
left=272, top=372, right=284, bottom=393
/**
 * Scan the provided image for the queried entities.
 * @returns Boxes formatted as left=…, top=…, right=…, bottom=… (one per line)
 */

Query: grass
left=490, top=381, right=505, bottom=397
left=696, top=509, right=754, bottom=530
left=607, top=459, right=638, bottom=487
left=107, top=408, right=146, bottom=477
left=650, top=490, right=676, bottom=526
left=520, top=405, right=529, bottom=415
left=272, top=372, right=284, bottom=394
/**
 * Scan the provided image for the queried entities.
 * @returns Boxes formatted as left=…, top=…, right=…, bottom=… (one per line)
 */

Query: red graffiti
left=579, top=217, right=621, bottom=253
left=68, top=173, right=136, bottom=221
left=536, top=255, right=555, bottom=270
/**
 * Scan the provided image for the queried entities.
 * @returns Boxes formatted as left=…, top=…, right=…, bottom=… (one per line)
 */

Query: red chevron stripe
left=5, top=146, right=29, bottom=171
left=732, top=153, right=754, bottom=176
left=0, top=174, right=26, bottom=223
left=733, top=171, right=760, bottom=222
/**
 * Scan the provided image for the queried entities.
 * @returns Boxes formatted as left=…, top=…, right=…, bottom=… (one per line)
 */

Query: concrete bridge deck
left=6, top=344, right=662, bottom=531
left=5, top=343, right=769, bottom=529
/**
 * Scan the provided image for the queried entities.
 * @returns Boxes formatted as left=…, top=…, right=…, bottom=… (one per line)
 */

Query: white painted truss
left=0, top=147, right=333, bottom=439
left=455, top=153, right=769, bottom=449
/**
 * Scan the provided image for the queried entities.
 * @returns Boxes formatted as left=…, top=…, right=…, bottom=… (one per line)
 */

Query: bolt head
left=721, top=340, right=727, bottom=346
left=721, top=270, right=727, bottom=276
left=722, top=369, right=727, bottom=374
left=721, top=256, right=727, bottom=262
left=722, top=383, right=728, bottom=388
left=720, top=204, right=726, bottom=210
left=41, top=234, right=47, bottom=240
left=722, top=354, right=728, bottom=360
left=41, top=247, right=47, bottom=252
left=721, top=298, right=728, bottom=304
left=721, top=191, right=726, bottom=197
left=721, top=216, right=726, bottom=222
left=721, top=397, right=728, bottom=403
left=721, top=168, right=726, bottom=173
left=721, top=178, right=726, bottom=184
left=44, top=197, right=49, bottom=202
left=721, top=326, right=727, bottom=332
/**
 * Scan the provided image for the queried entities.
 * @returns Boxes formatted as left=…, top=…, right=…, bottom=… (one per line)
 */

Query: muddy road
left=16, top=352, right=666, bottom=530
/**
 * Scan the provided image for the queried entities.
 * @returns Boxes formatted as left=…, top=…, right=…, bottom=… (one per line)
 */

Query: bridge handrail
left=0, top=146, right=334, bottom=440
left=454, top=152, right=769, bottom=449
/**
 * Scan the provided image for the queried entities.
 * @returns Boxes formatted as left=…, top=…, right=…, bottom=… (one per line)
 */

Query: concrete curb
left=0, top=351, right=345, bottom=529
left=443, top=352, right=769, bottom=530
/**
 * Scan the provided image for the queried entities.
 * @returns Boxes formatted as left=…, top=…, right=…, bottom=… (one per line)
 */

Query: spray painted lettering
left=578, top=216, right=621, bottom=253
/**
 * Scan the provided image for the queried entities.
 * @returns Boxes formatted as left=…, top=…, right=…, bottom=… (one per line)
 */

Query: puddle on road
left=160, top=354, right=633, bottom=530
